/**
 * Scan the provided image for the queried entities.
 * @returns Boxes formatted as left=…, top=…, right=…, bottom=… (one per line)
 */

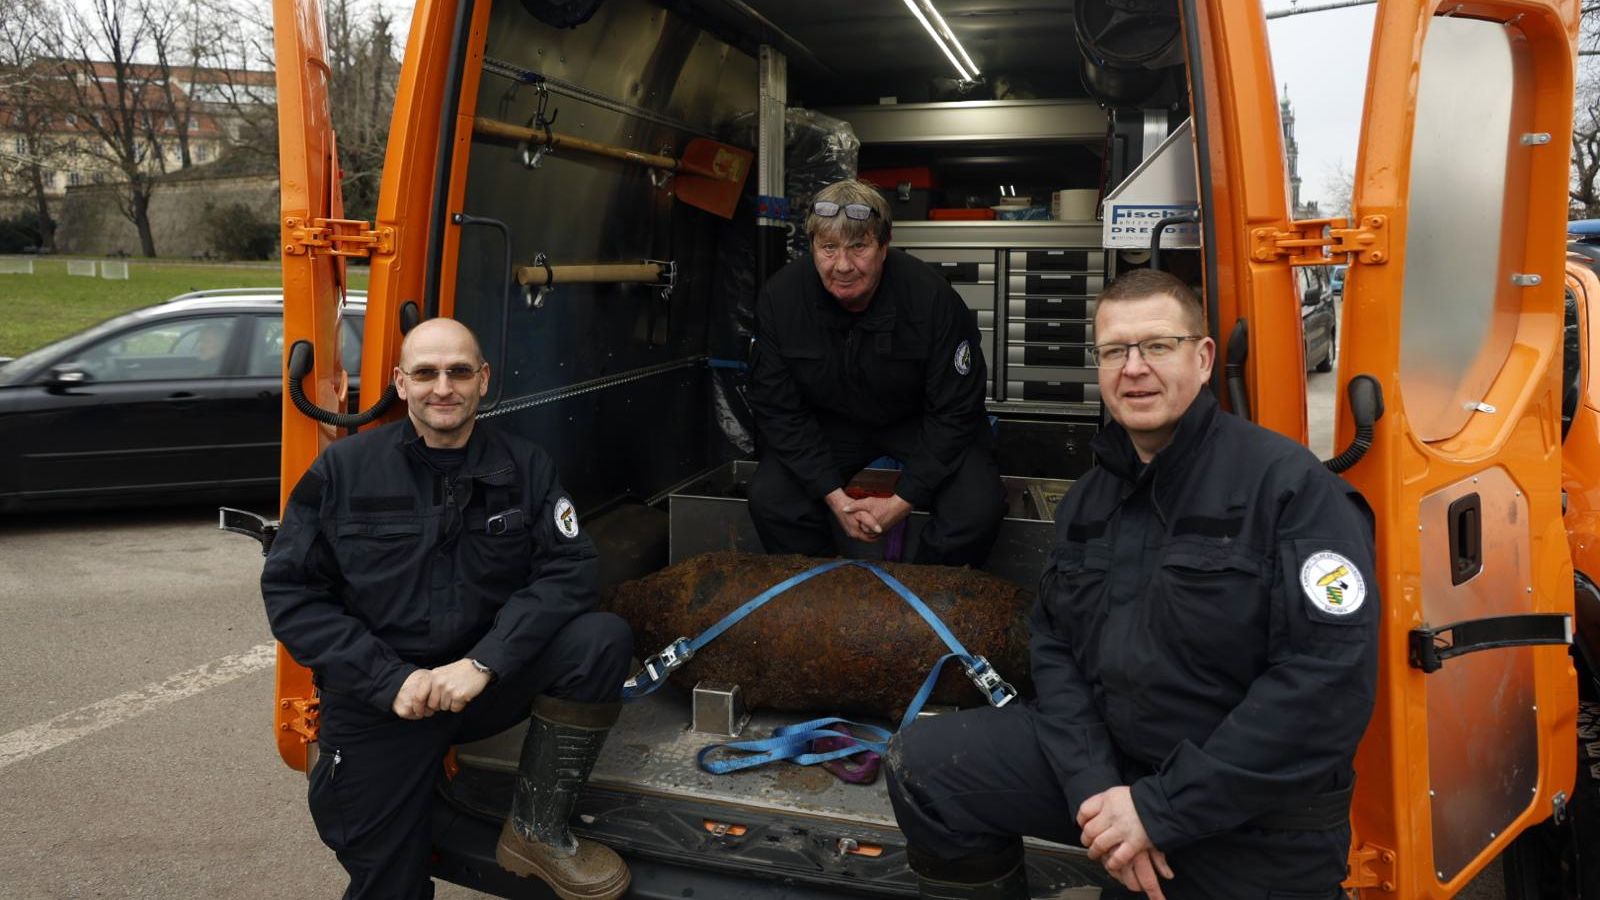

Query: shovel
left=473, top=116, right=753, bottom=220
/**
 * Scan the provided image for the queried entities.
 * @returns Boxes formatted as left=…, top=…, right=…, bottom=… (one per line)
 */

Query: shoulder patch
left=954, top=339, right=972, bottom=376
left=553, top=497, right=580, bottom=539
left=289, top=471, right=325, bottom=508
left=1299, top=551, right=1366, bottom=616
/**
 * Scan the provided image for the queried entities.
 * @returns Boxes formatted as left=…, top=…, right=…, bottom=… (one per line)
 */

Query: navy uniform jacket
left=749, top=249, right=989, bottom=507
left=261, top=418, right=597, bottom=712
left=1032, top=389, right=1378, bottom=866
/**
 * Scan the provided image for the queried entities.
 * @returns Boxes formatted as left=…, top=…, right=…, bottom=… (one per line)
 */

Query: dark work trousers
left=748, top=418, right=1006, bottom=567
left=306, top=611, right=633, bottom=900
left=886, top=705, right=1351, bottom=900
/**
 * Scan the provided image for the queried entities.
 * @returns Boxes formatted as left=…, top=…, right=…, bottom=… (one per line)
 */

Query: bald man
left=263, top=319, right=634, bottom=900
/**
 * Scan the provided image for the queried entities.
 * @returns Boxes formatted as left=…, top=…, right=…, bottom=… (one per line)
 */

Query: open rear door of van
left=1337, top=0, right=1581, bottom=893
left=272, top=0, right=353, bottom=771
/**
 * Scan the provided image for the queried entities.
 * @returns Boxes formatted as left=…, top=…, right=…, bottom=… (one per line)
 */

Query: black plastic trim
left=1179, top=0, right=1221, bottom=398
left=422, top=0, right=475, bottom=320
left=1409, top=614, right=1573, bottom=673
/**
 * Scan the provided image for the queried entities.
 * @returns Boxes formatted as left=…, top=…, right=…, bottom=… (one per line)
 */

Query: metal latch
left=219, top=507, right=279, bottom=556
left=1250, top=214, right=1389, bottom=266
left=1408, top=613, right=1572, bottom=673
left=283, top=217, right=395, bottom=258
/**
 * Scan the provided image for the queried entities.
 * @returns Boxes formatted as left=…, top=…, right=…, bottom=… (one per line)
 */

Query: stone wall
left=55, top=173, right=279, bottom=258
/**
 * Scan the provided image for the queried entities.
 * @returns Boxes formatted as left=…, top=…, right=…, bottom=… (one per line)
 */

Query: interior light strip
left=901, top=0, right=973, bottom=81
left=920, top=0, right=980, bottom=77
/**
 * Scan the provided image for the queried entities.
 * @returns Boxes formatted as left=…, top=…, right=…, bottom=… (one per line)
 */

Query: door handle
left=1447, top=493, right=1482, bottom=586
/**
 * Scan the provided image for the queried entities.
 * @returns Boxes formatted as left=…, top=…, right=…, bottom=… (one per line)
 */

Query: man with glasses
left=884, top=269, right=1378, bottom=900
left=748, top=178, right=1005, bottom=566
left=262, top=318, right=634, bottom=900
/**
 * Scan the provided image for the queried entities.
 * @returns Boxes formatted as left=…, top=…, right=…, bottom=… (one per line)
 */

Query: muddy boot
left=908, top=845, right=1031, bottom=900
left=495, top=696, right=630, bottom=900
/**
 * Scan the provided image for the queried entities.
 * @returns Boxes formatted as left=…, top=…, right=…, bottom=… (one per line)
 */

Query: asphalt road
left=0, top=504, right=491, bottom=899
left=0, top=370, right=1504, bottom=899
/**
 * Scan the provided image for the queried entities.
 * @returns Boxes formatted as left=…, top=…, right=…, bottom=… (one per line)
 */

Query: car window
left=341, top=317, right=364, bottom=375
left=68, top=316, right=239, bottom=382
left=246, top=316, right=286, bottom=377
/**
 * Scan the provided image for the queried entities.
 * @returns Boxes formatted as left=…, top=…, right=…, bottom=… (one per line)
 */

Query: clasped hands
left=1078, top=786, right=1175, bottom=898
left=825, top=488, right=912, bottom=543
left=391, top=659, right=492, bottom=719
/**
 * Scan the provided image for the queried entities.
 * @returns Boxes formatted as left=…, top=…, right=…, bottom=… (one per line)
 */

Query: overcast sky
left=1262, top=0, right=1376, bottom=212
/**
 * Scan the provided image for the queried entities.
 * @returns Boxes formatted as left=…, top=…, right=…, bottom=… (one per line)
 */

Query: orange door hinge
left=1251, top=215, right=1389, bottom=266
left=1345, top=841, right=1397, bottom=894
left=279, top=695, right=320, bottom=743
left=283, top=216, right=395, bottom=259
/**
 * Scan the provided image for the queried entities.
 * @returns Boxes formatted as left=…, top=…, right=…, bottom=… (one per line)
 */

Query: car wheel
left=1315, top=327, right=1335, bottom=373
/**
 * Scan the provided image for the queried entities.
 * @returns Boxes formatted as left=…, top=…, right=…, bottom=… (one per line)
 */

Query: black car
left=1300, top=265, right=1336, bottom=373
left=0, top=288, right=364, bottom=511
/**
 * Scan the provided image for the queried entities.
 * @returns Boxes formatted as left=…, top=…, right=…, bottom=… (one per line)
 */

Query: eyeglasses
left=815, top=238, right=879, bottom=260
left=1088, top=336, right=1203, bottom=368
left=812, top=201, right=879, bottom=221
left=401, top=364, right=483, bottom=382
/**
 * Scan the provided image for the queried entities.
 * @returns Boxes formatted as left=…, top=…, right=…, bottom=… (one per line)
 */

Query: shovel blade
left=674, top=138, right=753, bottom=220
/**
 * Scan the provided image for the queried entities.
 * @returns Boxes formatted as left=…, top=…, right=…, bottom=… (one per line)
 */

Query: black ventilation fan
left=1075, top=0, right=1184, bottom=107
left=520, top=0, right=603, bottom=28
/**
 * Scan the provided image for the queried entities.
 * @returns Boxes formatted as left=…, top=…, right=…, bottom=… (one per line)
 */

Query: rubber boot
left=908, top=844, right=1031, bottom=900
left=495, top=696, right=630, bottom=900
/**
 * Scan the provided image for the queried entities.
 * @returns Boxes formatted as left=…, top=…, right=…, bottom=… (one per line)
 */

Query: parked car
left=1331, top=263, right=1347, bottom=298
left=0, top=288, right=364, bottom=511
left=1299, top=265, right=1336, bottom=372
left=1570, top=219, right=1600, bottom=268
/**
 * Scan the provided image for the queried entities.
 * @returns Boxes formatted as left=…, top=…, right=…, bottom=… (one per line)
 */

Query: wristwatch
left=468, top=658, right=495, bottom=680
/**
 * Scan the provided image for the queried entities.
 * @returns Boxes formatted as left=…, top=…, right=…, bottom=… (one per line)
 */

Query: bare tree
left=323, top=0, right=398, bottom=222
left=196, top=0, right=278, bottom=169
left=0, top=0, right=60, bottom=250
left=147, top=0, right=211, bottom=171
left=50, top=0, right=167, bottom=256
left=1322, top=160, right=1354, bottom=222
left=1574, top=82, right=1600, bottom=219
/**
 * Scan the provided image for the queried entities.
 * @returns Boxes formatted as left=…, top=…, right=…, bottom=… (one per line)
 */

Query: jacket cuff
left=1063, top=765, right=1123, bottom=818
left=371, top=662, right=419, bottom=714
left=466, top=636, right=513, bottom=679
left=809, top=475, right=844, bottom=501
left=1131, top=773, right=1193, bottom=852
left=894, top=477, right=934, bottom=509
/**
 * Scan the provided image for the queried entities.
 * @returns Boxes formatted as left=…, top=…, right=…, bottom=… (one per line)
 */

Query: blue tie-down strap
left=619, top=559, right=1019, bottom=773
left=697, top=717, right=894, bottom=774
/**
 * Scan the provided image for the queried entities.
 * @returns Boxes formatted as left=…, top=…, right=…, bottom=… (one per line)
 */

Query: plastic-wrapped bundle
left=708, top=110, right=861, bottom=457
left=604, top=551, right=1033, bottom=719
left=727, top=108, right=860, bottom=261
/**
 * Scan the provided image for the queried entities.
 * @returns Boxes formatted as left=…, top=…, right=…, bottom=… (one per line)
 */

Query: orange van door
left=270, top=0, right=355, bottom=770
left=1184, top=0, right=1306, bottom=442
left=1337, top=0, right=1581, bottom=894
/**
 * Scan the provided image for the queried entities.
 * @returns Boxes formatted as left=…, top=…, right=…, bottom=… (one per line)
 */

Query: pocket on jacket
left=1038, top=540, right=1111, bottom=632
left=331, top=518, right=428, bottom=634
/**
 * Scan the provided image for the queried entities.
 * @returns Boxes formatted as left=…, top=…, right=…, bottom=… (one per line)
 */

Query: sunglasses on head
left=812, top=201, right=879, bottom=221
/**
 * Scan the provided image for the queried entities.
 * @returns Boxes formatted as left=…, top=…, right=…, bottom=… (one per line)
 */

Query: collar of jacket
left=395, top=417, right=516, bottom=483
left=1090, top=387, right=1220, bottom=508
left=808, top=249, right=904, bottom=334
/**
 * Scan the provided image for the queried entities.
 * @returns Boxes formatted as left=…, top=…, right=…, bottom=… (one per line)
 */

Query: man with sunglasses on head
left=262, top=317, right=634, bottom=900
left=748, top=179, right=1006, bottom=566
left=884, top=270, right=1378, bottom=900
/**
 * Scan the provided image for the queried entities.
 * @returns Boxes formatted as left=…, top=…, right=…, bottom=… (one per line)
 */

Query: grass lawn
left=0, top=258, right=369, bottom=357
